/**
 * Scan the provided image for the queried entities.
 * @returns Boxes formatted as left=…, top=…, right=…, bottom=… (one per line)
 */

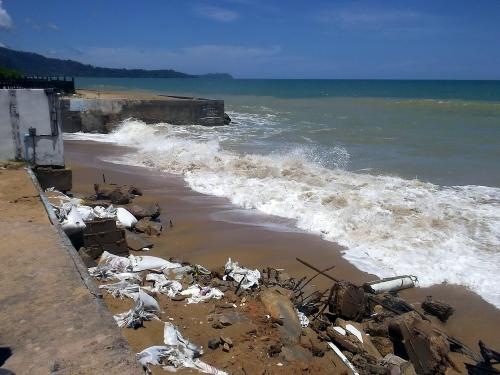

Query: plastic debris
left=137, top=322, right=227, bottom=375
left=327, top=342, right=360, bottom=375
left=114, top=289, right=160, bottom=328
left=145, top=273, right=183, bottom=298
left=224, top=258, right=260, bottom=290
left=100, top=280, right=140, bottom=299
left=180, top=284, right=224, bottom=304
left=346, top=323, right=363, bottom=343
left=363, top=275, right=418, bottom=294
left=295, top=309, right=310, bottom=328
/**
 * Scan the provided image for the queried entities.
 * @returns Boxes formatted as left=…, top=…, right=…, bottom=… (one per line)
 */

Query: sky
left=0, top=0, right=499, bottom=79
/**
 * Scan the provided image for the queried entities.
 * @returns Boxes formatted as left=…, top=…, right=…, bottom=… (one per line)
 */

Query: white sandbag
left=224, top=258, right=260, bottom=290
left=295, top=309, right=310, bottom=328
left=100, top=281, right=140, bottom=299
left=61, top=206, right=86, bottom=235
left=113, top=289, right=160, bottom=328
left=116, top=207, right=137, bottom=228
left=130, top=255, right=181, bottom=272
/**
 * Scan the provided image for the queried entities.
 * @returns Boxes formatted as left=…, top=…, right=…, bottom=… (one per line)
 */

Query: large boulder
left=259, top=288, right=302, bottom=345
left=135, top=217, right=163, bottom=236
left=127, top=203, right=161, bottom=220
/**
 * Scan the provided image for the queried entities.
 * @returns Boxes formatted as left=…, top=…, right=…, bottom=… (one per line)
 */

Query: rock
left=222, top=343, right=230, bottom=352
left=371, top=336, right=394, bottom=357
left=127, top=203, right=161, bottom=220
left=388, top=312, right=453, bottom=375
left=135, top=217, right=163, bottom=236
left=109, top=189, right=130, bottom=204
left=267, top=341, right=283, bottom=357
left=223, top=113, right=231, bottom=125
left=422, top=297, right=454, bottom=322
left=220, top=336, right=233, bottom=347
left=218, top=315, right=232, bottom=326
left=124, top=230, right=154, bottom=251
left=128, top=185, right=143, bottom=196
left=259, top=289, right=302, bottom=345
left=171, top=294, right=187, bottom=301
left=326, top=326, right=363, bottom=354
left=208, top=338, right=221, bottom=350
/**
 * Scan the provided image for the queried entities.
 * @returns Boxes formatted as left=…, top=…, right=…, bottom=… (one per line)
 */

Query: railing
left=0, top=76, right=75, bottom=94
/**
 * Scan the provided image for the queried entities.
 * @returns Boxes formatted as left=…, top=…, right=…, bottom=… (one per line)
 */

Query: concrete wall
left=0, top=89, right=64, bottom=166
left=60, top=96, right=225, bottom=133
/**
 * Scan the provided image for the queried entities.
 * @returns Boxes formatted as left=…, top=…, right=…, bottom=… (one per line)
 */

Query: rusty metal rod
left=296, top=257, right=339, bottom=283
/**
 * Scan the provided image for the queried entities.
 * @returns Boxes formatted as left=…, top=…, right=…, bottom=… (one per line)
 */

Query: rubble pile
left=48, top=183, right=500, bottom=375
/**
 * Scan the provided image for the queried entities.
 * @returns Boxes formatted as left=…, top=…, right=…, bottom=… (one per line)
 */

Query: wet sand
left=65, top=139, right=500, bottom=351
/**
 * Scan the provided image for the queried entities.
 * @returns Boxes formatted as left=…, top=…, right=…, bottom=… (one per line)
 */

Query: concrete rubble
left=48, top=182, right=500, bottom=375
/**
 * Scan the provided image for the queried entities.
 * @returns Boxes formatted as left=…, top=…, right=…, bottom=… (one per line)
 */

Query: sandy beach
left=65, top=138, right=500, bottom=354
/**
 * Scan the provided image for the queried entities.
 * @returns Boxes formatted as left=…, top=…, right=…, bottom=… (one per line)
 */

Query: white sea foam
left=65, top=119, right=500, bottom=308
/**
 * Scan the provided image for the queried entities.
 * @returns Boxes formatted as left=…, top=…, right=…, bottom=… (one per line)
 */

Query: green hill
left=0, top=47, right=232, bottom=79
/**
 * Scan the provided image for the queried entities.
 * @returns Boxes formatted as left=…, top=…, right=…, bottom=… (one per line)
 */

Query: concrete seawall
left=61, top=92, right=226, bottom=133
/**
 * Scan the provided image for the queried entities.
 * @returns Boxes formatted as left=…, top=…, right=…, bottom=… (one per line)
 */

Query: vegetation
left=0, top=47, right=232, bottom=79
left=0, top=65, right=22, bottom=79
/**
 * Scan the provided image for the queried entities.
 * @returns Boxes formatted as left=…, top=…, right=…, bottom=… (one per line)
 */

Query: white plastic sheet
left=223, top=258, right=260, bottom=290
left=137, top=322, right=227, bottom=375
left=180, top=284, right=224, bottom=304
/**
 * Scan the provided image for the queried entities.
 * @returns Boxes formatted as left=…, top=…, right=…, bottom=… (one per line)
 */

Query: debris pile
left=50, top=183, right=499, bottom=374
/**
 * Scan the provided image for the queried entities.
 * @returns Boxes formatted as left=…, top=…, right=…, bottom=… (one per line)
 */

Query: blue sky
left=0, top=0, right=499, bottom=79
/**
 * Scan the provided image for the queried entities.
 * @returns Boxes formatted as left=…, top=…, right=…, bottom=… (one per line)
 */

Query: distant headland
left=0, top=46, right=233, bottom=79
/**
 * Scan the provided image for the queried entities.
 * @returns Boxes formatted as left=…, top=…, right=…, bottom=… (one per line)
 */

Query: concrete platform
left=0, top=169, right=142, bottom=374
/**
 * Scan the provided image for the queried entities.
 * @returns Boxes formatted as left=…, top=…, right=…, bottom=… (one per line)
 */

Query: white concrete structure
left=0, top=89, right=64, bottom=166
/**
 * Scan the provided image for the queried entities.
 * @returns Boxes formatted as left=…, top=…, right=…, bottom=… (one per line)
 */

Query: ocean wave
left=65, top=119, right=500, bottom=308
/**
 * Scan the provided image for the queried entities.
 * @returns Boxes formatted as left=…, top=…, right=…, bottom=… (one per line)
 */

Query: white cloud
left=0, top=0, right=13, bottom=30
left=196, top=5, right=239, bottom=22
left=48, top=22, right=59, bottom=31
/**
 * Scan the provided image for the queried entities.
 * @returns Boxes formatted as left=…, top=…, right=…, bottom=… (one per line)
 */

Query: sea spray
left=65, top=118, right=500, bottom=308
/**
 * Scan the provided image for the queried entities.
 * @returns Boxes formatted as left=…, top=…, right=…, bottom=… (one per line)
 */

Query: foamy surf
left=64, top=119, right=500, bottom=308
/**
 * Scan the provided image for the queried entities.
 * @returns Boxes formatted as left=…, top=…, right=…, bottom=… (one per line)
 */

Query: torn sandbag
left=363, top=275, right=418, bottom=294
left=180, top=284, right=224, bottom=304
left=137, top=322, right=227, bottom=375
left=114, top=289, right=161, bottom=328
left=130, top=254, right=181, bottom=272
left=116, top=207, right=137, bottom=228
left=145, top=273, right=183, bottom=298
left=88, top=251, right=132, bottom=279
left=100, top=280, right=140, bottom=299
left=224, top=258, right=260, bottom=290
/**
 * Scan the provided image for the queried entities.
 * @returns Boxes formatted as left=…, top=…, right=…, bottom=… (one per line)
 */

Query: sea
left=68, top=78, right=500, bottom=308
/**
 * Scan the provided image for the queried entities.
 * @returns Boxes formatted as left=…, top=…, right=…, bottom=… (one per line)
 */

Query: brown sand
left=65, top=139, right=500, bottom=355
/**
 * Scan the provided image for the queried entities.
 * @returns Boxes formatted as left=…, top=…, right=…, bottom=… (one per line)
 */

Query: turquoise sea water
left=71, top=78, right=500, bottom=306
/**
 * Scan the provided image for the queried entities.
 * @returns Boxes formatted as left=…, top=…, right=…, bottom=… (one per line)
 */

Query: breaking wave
left=65, top=118, right=500, bottom=308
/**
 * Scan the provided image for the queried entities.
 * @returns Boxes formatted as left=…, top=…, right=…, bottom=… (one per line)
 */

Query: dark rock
left=388, top=311, right=453, bottom=375
left=127, top=203, right=161, bottom=220
left=109, top=189, right=130, bottom=204
left=94, top=183, right=131, bottom=204
left=267, top=341, right=283, bottom=357
left=171, top=294, right=187, bottom=301
left=128, top=185, right=143, bottom=196
left=329, top=282, right=366, bottom=321
left=124, top=230, right=153, bottom=251
left=422, top=297, right=454, bottom=322
left=208, top=338, right=221, bottom=350
left=223, top=113, right=231, bottom=125
left=135, top=217, right=163, bottom=236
